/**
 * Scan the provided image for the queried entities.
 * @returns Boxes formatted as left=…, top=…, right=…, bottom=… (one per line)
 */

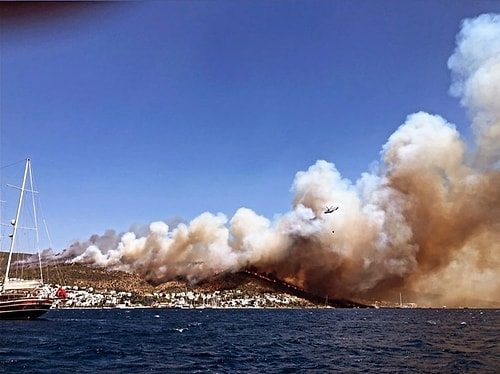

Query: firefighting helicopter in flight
left=324, top=206, right=339, bottom=214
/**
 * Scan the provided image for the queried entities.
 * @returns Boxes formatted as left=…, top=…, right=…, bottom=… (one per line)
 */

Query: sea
left=0, top=308, right=498, bottom=373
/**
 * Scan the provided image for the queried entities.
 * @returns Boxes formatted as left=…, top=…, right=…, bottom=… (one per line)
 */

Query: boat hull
left=0, top=296, right=53, bottom=320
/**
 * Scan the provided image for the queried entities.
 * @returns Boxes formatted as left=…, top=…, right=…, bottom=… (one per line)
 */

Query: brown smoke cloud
left=68, top=14, right=500, bottom=307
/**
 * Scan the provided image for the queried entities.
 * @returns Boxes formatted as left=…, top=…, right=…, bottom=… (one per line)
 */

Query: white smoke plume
left=449, top=13, right=500, bottom=168
left=68, top=14, right=500, bottom=307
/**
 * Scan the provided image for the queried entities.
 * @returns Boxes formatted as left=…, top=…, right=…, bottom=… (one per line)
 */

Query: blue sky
left=1, top=1, right=499, bottom=251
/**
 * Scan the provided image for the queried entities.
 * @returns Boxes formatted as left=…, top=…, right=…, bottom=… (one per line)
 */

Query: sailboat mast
left=3, top=159, right=30, bottom=289
left=28, top=160, right=43, bottom=283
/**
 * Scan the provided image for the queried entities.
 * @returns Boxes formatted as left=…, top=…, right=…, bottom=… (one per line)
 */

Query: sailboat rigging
left=0, top=159, right=53, bottom=319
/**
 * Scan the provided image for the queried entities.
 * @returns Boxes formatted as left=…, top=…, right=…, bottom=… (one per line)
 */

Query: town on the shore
left=41, top=283, right=423, bottom=309
left=44, top=284, right=321, bottom=309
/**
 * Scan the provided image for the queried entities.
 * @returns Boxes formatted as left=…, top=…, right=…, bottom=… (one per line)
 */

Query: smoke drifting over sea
left=66, top=14, right=500, bottom=307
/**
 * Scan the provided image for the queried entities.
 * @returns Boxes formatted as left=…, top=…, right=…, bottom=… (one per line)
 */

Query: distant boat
left=0, top=159, right=53, bottom=319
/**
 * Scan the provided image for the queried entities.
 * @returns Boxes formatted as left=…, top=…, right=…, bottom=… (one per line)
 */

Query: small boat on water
left=0, top=159, right=53, bottom=319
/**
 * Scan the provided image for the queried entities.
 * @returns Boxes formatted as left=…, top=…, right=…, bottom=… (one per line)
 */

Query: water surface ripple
left=0, top=308, right=498, bottom=373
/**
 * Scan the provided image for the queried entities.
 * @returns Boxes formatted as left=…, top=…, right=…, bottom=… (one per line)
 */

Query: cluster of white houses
left=46, top=285, right=316, bottom=309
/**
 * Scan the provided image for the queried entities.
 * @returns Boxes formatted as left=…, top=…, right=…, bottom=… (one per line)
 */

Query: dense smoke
left=67, top=14, right=500, bottom=307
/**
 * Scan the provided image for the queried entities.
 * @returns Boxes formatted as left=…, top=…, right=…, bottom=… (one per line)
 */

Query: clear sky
left=1, top=0, right=499, bottom=252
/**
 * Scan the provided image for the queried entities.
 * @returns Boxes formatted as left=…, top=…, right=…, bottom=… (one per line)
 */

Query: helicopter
left=324, top=206, right=339, bottom=214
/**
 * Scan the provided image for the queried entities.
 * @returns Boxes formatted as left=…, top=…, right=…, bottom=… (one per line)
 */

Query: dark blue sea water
left=0, top=308, right=498, bottom=373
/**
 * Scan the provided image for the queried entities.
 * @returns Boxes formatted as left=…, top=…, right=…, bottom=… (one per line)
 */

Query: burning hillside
left=59, top=14, right=499, bottom=308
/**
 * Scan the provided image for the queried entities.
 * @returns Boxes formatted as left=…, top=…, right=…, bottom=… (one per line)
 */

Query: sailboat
left=0, top=159, right=53, bottom=319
